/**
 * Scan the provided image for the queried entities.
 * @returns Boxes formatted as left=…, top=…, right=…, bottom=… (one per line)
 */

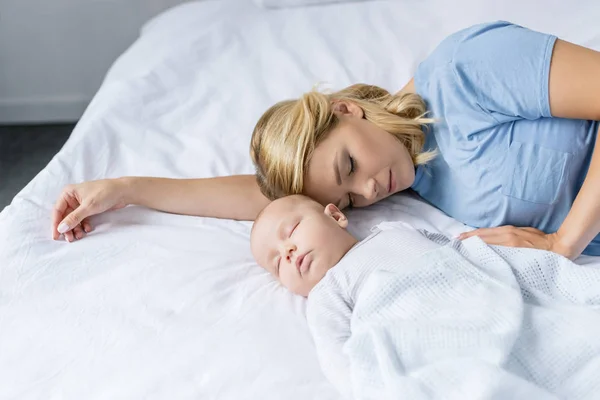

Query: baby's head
left=251, top=195, right=358, bottom=297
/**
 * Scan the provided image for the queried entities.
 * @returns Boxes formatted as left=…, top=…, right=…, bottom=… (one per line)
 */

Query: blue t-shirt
left=411, top=21, right=600, bottom=255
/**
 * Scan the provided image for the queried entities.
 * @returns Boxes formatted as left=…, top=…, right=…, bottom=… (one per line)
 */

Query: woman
left=51, top=21, right=600, bottom=259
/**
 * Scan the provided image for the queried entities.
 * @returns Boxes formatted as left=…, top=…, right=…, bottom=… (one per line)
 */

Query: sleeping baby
left=250, top=194, right=444, bottom=297
left=250, top=194, right=448, bottom=398
left=251, top=195, right=600, bottom=400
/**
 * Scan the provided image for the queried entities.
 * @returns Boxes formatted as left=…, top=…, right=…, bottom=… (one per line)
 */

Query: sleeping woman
left=51, top=21, right=600, bottom=260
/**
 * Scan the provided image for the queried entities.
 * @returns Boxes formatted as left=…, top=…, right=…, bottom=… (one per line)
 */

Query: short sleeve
left=416, top=21, right=558, bottom=127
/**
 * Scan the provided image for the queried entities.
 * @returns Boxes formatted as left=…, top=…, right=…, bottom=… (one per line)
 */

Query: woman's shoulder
left=414, top=21, right=511, bottom=96
left=416, top=20, right=557, bottom=126
left=422, top=21, right=529, bottom=68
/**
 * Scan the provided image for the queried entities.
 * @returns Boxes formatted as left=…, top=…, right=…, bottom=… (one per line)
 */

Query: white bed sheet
left=1, top=0, right=600, bottom=398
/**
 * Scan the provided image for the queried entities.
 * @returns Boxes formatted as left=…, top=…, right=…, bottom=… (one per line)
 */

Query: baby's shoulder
left=306, top=272, right=351, bottom=316
left=372, top=220, right=420, bottom=233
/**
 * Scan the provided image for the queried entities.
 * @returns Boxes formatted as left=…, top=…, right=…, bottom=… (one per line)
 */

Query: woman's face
left=304, top=101, right=416, bottom=210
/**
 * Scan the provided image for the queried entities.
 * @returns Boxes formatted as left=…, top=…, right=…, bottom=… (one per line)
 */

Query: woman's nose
left=361, top=178, right=378, bottom=201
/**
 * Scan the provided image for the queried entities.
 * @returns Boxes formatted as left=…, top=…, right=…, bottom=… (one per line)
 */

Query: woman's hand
left=51, top=178, right=129, bottom=242
left=457, top=226, right=578, bottom=260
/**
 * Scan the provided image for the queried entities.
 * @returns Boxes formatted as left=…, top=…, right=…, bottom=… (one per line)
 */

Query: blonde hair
left=250, top=83, right=436, bottom=200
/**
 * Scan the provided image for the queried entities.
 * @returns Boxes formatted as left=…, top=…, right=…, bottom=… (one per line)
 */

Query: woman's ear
left=332, top=101, right=364, bottom=119
left=324, top=204, right=348, bottom=228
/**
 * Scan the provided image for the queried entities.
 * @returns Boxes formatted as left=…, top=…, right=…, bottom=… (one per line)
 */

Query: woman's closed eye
left=346, top=155, right=355, bottom=208
left=348, top=155, right=355, bottom=175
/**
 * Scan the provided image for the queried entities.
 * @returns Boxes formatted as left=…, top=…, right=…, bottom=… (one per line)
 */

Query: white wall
left=0, top=0, right=188, bottom=124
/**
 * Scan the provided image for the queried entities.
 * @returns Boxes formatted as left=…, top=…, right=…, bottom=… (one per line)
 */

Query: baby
left=251, top=194, right=448, bottom=398
left=250, top=194, right=359, bottom=297
left=252, top=195, right=600, bottom=400
left=250, top=194, right=445, bottom=297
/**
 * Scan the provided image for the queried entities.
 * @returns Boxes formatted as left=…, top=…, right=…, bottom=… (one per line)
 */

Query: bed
left=1, top=0, right=599, bottom=398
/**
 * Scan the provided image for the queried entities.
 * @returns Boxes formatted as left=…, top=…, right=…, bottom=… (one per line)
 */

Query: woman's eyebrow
left=333, top=151, right=342, bottom=186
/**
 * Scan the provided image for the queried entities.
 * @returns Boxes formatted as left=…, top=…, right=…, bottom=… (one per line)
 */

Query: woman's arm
left=458, top=39, right=600, bottom=258
left=551, top=125, right=600, bottom=258
left=123, top=175, right=270, bottom=221
left=52, top=175, right=270, bottom=241
left=548, top=39, right=600, bottom=120
left=545, top=39, right=600, bottom=257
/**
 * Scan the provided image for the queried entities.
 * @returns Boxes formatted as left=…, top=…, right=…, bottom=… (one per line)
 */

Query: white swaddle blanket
left=307, top=223, right=600, bottom=400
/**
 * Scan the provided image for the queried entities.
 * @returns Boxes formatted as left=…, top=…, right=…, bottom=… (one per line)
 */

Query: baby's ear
left=324, top=204, right=348, bottom=228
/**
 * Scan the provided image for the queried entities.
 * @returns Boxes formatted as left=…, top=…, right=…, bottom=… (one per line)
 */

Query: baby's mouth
left=296, top=252, right=312, bottom=275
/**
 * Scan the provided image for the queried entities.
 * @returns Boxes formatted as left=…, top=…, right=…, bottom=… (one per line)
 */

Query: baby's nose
left=279, top=242, right=296, bottom=260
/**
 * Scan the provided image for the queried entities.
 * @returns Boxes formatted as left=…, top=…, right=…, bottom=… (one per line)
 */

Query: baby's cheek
left=280, top=272, right=297, bottom=291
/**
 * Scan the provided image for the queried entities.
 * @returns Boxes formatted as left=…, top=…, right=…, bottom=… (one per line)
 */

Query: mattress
left=1, top=0, right=599, bottom=398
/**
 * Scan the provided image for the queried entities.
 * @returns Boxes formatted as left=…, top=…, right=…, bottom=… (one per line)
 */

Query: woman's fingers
left=51, top=194, right=71, bottom=240
left=55, top=205, right=87, bottom=242
left=64, top=222, right=88, bottom=242
left=57, top=194, right=94, bottom=237
left=82, top=218, right=93, bottom=233
left=52, top=187, right=82, bottom=238
left=457, top=225, right=553, bottom=251
left=458, top=225, right=516, bottom=240
left=64, top=229, right=75, bottom=243
left=72, top=224, right=86, bottom=240
left=457, top=228, right=484, bottom=240
left=52, top=179, right=124, bottom=241
left=57, top=209, right=96, bottom=242
left=59, top=206, right=74, bottom=242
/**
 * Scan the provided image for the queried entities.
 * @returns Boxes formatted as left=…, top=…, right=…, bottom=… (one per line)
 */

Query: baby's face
left=251, top=195, right=358, bottom=297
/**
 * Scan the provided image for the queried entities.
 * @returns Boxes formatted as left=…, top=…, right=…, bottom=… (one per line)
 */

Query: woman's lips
left=388, top=169, right=396, bottom=194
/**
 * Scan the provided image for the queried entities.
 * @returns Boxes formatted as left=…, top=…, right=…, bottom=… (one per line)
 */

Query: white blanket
left=318, top=237, right=600, bottom=399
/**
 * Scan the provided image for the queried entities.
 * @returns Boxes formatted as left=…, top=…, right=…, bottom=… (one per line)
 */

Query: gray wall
left=0, top=0, right=188, bottom=124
